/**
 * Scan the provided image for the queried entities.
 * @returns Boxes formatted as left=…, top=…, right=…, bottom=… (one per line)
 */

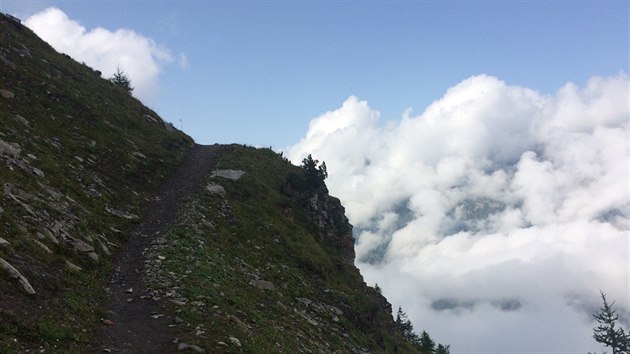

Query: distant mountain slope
left=0, top=13, right=422, bottom=353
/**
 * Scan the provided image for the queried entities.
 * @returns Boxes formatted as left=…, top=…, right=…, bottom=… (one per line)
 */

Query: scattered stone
left=150, top=313, right=164, bottom=319
left=205, top=183, right=225, bottom=195
left=41, top=229, right=59, bottom=245
left=126, top=287, right=134, bottom=293
left=177, top=342, right=205, bottom=352
left=250, top=279, right=275, bottom=291
left=0, top=139, right=20, bottom=157
left=217, top=342, right=228, bottom=347
left=226, top=315, right=250, bottom=334
left=32, top=168, right=45, bottom=177
left=32, top=239, right=53, bottom=254
left=102, top=319, right=115, bottom=326
left=157, top=255, right=166, bottom=260
left=74, top=156, right=84, bottom=162
left=0, top=89, right=14, bottom=99
left=14, top=114, right=29, bottom=126
left=0, top=257, right=35, bottom=295
left=0, top=237, right=9, bottom=247
left=131, top=151, right=147, bottom=159
left=99, top=241, right=111, bottom=256
left=211, top=169, right=245, bottom=181
left=106, top=207, right=139, bottom=220
left=65, top=260, right=82, bottom=272
left=73, top=239, right=94, bottom=252
left=88, top=251, right=99, bottom=262
left=229, top=336, right=241, bottom=347
left=173, top=316, right=184, bottom=324
left=143, top=114, right=158, bottom=123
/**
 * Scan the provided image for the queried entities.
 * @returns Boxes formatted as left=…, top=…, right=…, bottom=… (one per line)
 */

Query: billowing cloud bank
left=24, top=7, right=185, bottom=101
left=287, top=74, right=629, bottom=352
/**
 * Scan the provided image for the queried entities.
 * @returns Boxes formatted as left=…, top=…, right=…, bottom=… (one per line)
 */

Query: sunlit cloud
left=24, top=7, right=186, bottom=101
left=287, top=74, right=629, bottom=352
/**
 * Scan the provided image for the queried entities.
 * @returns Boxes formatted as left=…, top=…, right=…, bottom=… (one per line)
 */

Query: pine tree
left=109, top=66, right=133, bottom=93
left=593, top=291, right=630, bottom=354
left=419, top=330, right=436, bottom=354
left=436, top=343, right=450, bottom=354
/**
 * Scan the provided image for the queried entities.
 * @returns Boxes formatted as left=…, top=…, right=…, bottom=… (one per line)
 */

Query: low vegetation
left=0, top=12, right=440, bottom=353
left=0, top=13, right=191, bottom=352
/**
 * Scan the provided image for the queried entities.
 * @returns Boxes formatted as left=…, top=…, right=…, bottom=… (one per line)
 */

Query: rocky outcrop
left=284, top=183, right=356, bottom=264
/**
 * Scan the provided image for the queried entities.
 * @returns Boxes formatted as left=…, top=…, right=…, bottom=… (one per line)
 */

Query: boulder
left=0, top=257, right=35, bottom=295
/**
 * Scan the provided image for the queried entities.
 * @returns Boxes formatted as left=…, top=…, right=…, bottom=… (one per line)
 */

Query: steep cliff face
left=283, top=182, right=356, bottom=265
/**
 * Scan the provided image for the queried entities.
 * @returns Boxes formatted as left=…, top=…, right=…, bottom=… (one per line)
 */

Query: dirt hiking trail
left=96, top=144, right=218, bottom=353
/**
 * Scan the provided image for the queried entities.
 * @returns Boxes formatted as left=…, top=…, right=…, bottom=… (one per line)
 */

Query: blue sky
left=2, top=1, right=629, bottom=352
left=1, top=1, right=627, bottom=147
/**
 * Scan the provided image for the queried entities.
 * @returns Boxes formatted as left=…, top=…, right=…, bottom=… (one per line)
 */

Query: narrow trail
left=96, top=144, right=218, bottom=353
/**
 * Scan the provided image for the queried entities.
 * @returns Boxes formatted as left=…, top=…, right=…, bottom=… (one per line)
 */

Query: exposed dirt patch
left=95, top=144, right=218, bottom=353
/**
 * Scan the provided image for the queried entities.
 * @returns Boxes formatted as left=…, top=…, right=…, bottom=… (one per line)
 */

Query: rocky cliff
left=0, top=13, right=421, bottom=353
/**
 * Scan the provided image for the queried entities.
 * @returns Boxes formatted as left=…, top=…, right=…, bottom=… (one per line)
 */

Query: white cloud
left=287, top=74, right=629, bottom=352
left=24, top=7, right=184, bottom=101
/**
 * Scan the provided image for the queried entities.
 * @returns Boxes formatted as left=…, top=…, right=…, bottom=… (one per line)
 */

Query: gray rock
left=229, top=337, right=241, bottom=347
left=0, top=89, right=15, bottom=99
left=131, top=151, right=147, bottom=159
left=99, top=241, right=111, bottom=256
left=0, top=237, right=9, bottom=247
left=177, top=342, right=205, bottom=352
left=32, top=168, right=45, bottom=177
left=65, top=260, right=82, bottom=272
left=250, top=279, right=275, bottom=291
left=211, top=169, right=245, bottom=181
left=33, top=239, right=53, bottom=254
left=73, top=239, right=94, bottom=252
left=41, top=229, right=59, bottom=245
left=0, top=257, right=35, bottom=295
left=87, top=252, right=99, bottom=262
left=205, top=183, right=225, bottom=195
left=14, top=114, right=29, bottom=126
left=0, top=139, right=20, bottom=157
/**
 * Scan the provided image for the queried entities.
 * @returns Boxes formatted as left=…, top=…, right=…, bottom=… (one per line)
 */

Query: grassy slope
left=146, top=145, right=421, bottom=353
left=0, top=14, right=192, bottom=352
left=0, top=14, right=422, bottom=353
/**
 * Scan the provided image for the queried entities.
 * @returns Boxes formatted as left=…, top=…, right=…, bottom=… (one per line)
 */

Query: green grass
left=0, top=14, right=192, bottom=352
left=145, top=145, right=421, bottom=353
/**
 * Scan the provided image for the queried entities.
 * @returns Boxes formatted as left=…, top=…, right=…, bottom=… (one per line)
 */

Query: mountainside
left=0, top=13, right=421, bottom=353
